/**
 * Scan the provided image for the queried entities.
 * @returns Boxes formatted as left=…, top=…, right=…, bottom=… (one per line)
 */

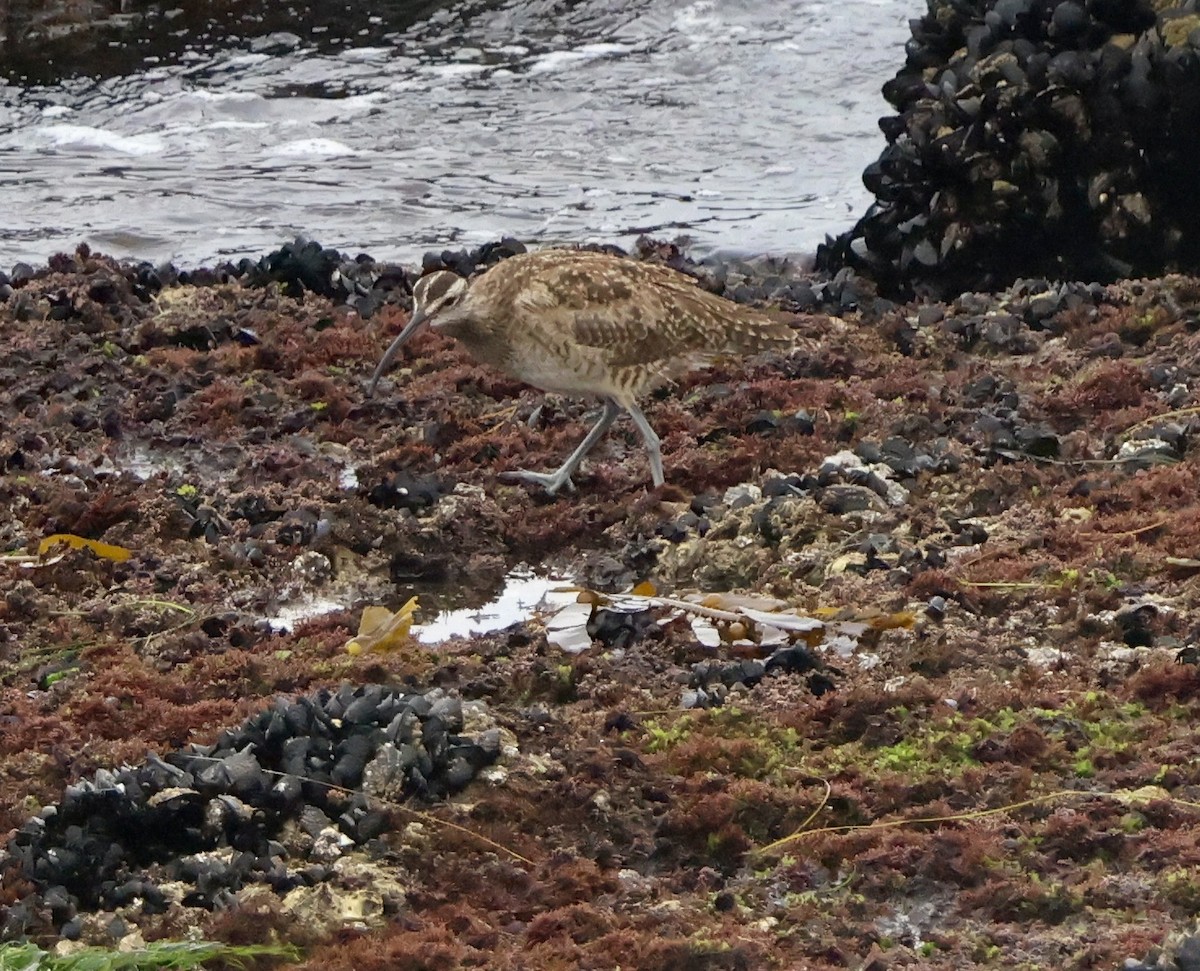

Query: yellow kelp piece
left=346, top=597, right=420, bottom=655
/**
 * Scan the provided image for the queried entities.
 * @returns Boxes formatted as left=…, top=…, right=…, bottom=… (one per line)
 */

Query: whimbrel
left=367, top=249, right=795, bottom=494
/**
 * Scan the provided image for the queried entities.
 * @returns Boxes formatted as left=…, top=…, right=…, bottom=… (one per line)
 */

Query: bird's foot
left=499, top=468, right=577, bottom=496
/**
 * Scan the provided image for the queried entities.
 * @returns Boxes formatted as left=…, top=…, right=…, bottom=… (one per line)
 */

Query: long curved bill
left=366, top=307, right=430, bottom=398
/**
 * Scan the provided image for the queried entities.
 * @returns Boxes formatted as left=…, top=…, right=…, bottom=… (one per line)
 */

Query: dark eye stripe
left=415, top=271, right=460, bottom=305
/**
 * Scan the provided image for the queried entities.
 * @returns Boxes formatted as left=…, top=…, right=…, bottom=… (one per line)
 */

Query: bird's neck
left=437, top=309, right=510, bottom=366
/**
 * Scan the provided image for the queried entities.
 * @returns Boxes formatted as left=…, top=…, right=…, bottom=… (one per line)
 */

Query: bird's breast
left=499, top=331, right=626, bottom=398
left=443, top=306, right=651, bottom=399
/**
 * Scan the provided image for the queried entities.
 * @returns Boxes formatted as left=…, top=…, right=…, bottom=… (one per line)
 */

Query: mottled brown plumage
left=368, top=248, right=796, bottom=494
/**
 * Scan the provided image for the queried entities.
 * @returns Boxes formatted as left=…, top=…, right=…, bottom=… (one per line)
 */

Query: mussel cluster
left=0, top=685, right=499, bottom=939
left=239, top=238, right=410, bottom=315
left=818, top=0, right=1200, bottom=296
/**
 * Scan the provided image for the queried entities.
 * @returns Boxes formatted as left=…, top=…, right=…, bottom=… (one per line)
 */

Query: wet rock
left=723, top=483, right=762, bottom=510
left=587, top=607, right=658, bottom=650
left=1116, top=436, right=1180, bottom=468
left=237, top=237, right=410, bottom=316
left=422, top=237, right=528, bottom=281
left=248, top=31, right=303, bottom=54
left=1115, top=602, right=1159, bottom=648
left=1124, top=926, right=1200, bottom=970
left=980, top=313, right=1030, bottom=352
left=279, top=865, right=404, bottom=935
left=367, top=472, right=451, bottom=513
left=1014, top=422, right=1061, bottom=458
left=916, top=305, right=945, bottom=327
left=687, top=644, right=830, bottom=706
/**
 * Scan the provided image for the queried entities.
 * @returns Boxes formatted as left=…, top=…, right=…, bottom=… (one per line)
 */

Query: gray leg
left=501, top=399, right=621, bottom=495
left=625, top=403, right=664, bottom=487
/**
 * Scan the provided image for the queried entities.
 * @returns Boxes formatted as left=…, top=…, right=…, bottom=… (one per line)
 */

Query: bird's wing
left=501, top=252, right=792, bottom=370
left=571, top=308, right=704, bottom=369
left=570, top=278, right=792, bottom=369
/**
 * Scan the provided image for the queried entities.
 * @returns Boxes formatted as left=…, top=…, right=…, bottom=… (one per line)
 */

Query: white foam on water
left=339, top=46, right=394, bottom=62
left=189, top=89, right=262, bottom=103
left=525, top=43, right=632, bottom=76
left=29, top=124, right=165, bottom=156
left=267, top=138, right=360, bottom=157
left=419, top=62, right=488, bottom=77
left=203, top=121, right=271, bottom=130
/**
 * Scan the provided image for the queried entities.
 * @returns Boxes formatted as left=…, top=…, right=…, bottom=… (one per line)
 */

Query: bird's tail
left=722, top=312, right=799, bottom=355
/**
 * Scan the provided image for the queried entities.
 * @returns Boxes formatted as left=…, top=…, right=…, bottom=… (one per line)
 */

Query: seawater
left=0, top=0, right=914, bottom=268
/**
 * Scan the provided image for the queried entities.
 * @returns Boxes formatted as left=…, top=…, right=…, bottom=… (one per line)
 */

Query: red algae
left=2, top=248, right=1200, bottom=967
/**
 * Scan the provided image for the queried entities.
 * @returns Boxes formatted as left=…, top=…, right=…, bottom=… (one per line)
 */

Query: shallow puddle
left=266, top=596, right=346, bottom=634
left=265, top=567, right=578, bottom=644
left=413, top=569, right=576, bottom=644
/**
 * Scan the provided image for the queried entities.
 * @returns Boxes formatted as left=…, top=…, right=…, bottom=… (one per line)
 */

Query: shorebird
left=367, top=248, right=795, bottom=494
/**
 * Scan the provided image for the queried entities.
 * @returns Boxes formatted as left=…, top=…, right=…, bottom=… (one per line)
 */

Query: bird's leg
left=625, top=403, right=665, bottom=488
left=501, top=399, right=621, bottom=495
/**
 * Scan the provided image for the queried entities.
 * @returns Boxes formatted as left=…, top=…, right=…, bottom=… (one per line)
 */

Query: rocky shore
left=1, top=236, right=1199, bottom=968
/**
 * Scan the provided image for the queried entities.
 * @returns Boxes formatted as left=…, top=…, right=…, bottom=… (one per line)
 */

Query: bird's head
left=366, top=270, right=469, bottom=397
